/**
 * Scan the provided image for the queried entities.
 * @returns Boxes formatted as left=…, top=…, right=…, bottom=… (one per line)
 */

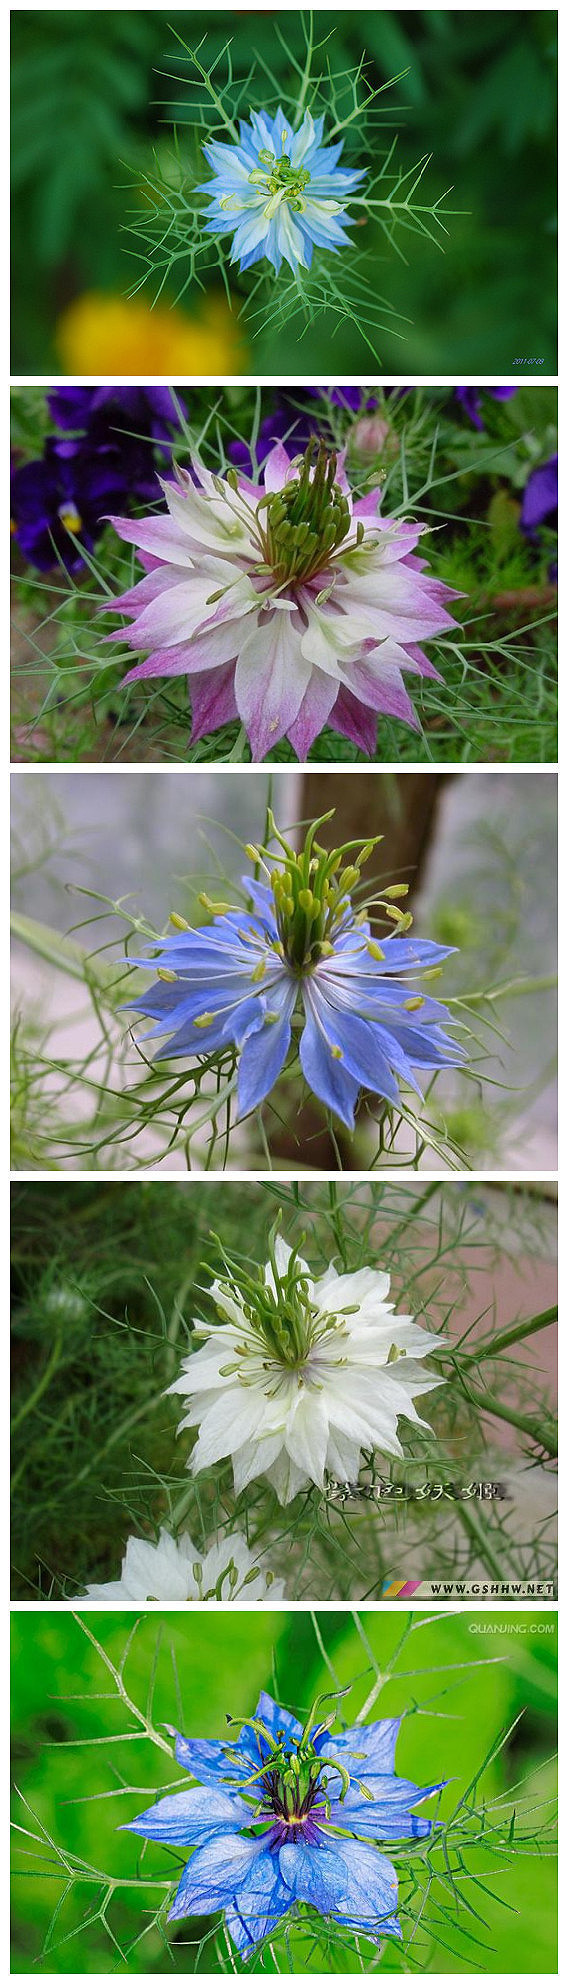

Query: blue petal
left=319, top=1837, right=402, bottom=1939
left=302, top=984, right=402, bottom=1109
left=241, top=877, right=279, bottom=933
left=153, top=993, right=264, bottom=1062
left=254, top=1691, right=304, bottom=1746
left=278, top=1838, right=348, bottom=1912
left=332, top=934, right=456, bottom=972
left=298, top=1001, right=360, bottom=1129
left=121, top=1784, right=246, bottom=1845
left=168, top=1728, right=245, bottom=1786
left=330, top=1774, right=441, bottom=1841
left=318, top=1718, right=401, bottom=1775
left=377, top=1017, right=465, bottom=1069
left=168, top=1832, right=267, bottom=1921
left=237, top=981, right=296, bottom=1115
left=224, top=1852, right=291, bottom=1952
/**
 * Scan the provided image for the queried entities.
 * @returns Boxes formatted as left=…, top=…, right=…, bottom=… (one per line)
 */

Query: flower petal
left=122, top=1784, right=246, bottom=1845
left=168, top=1831, right=267, bottom=1920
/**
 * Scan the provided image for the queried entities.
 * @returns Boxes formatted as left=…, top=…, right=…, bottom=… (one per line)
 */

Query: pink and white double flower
left=105, top=442, right=461, bottom=760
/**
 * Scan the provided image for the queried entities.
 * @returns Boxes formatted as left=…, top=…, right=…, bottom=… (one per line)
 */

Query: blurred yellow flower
left=55, top=290, right=245, bottom=376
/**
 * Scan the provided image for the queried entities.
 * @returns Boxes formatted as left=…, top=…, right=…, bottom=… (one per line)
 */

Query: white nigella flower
left=83, top=1527, right=285, bottom=1602
left=168, top=1230, right=444, bottom=1506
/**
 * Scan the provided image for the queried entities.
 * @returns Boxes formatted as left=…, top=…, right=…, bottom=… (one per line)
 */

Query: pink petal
left=344, top=656, right=421, bottom=729
left=235, top=613, right=310, bottom=759
left=329, top=688, right=377, bottom=754
left=352, top=491, right=382, bottom=521
left=122, top=648, right=194, bottom=684
left=190, top=664, right=238, bottom=742
left=262, top=443, right=293, bottom=493
left=405, top=643, right=443, bottom=684
left=115, top=574, right=237, bottom=651
left=107, top=512, right=195, bottom=567
left=138, top=551, right=163, bottom=572
left=109, top=567, right=184, bottom=615
left=286, top=669, right=338, bottom=758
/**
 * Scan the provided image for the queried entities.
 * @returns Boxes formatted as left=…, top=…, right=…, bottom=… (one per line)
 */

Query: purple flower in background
left=10, top=441, right=136, bottom=573
left=125, top=823, right=464, bottom=1129
left=107, top=437, right=461, bottom=759
left=11, top=387, right=186, bottom=573
left=229, top=400, right=322, bottom=477
left=228, top=388, right=379, bottom=478
left=47, top=386, right=184, bottom=444
left=520, top=453, right=558, bottom=536
left=455, top=387, right=517, bottom=430
left=122, top=1690, right=441, bottom=1951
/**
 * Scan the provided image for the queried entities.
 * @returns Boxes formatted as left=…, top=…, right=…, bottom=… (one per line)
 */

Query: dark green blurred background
left=11, top=9, right=557, bottom=375
left=11, top=1609, right=557, bottom=1972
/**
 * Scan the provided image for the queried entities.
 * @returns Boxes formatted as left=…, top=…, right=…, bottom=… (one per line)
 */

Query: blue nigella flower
left=200, top=107, right=365, bottom=274
left=122, top=1689, right=441, bottom=1952
left=125, top=816, right=464, bottom=1131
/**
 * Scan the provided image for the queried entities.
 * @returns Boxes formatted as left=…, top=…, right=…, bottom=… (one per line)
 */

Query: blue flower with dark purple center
left=125, top=822, right=464, bottom=1130
left=122, top=1690, right=441, bottom=1952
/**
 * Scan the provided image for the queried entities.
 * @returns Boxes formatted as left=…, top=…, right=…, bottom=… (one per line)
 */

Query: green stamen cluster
left=249, top=142, right=311, bottom=213
left=212, top=1220, right=319, bottom=1368
left=222, top=1695, right=358, bottom=1824
left=256, top=438, right=360, bottom=587
left=165, top=813, right=418, bottom=1035
left=208, top=1214, right=361, bottom=1371
left=248, top=808, right=383, bottom=974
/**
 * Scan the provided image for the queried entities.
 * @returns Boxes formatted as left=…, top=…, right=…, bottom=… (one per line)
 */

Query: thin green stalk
left=457, top=1378, right=557, bottom=1458
left=10, top=1329, right=64, bottom=1434
left=454, top=1501, right=517, bottom=1584
left=460, top=1305, right=557, bottom=1368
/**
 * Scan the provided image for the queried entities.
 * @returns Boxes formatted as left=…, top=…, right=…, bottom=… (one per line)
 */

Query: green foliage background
left=11, top=1608, right=557, bottom=1972
left=10, top=9, right=557, bottom=374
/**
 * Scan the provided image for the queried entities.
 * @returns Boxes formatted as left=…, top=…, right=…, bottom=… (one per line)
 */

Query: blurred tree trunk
left=300, top=772, right=448, bottom=902
left=269, top=773, right=449, bottom=1169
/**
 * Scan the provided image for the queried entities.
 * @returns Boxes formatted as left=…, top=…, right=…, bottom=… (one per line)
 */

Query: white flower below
left=83, top=1526, right=285, bottom=1602
left=169, top=1236, right=445, bottom=1505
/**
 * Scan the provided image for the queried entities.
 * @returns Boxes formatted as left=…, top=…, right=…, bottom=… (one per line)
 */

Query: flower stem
left=459, top=1305, right=557, bottom=1368
left=454, top=1498, right=519, bottom=1583
left=10, top=1328, right=63, bottom=1434
left=455, top=1374, right=557, bottom=1457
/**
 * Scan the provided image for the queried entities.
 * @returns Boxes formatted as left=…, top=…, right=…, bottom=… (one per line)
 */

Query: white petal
left=316, top=1267, right=391, bottom=1314
left=285, top=1389, right=329, bottom=1485
left=190, top=1389, right=278, bottom=1469
left=266, top=1450, right=310, bottom=1505
left=232, top=1433, right=286, bottom=1494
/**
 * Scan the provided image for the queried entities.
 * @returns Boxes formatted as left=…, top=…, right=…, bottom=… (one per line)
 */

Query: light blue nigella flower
left=125, top=817, right=464, bottom=1131
left=123, top=1690, right=442, bottom=1951
left=200, top=106, right=366, bottom=274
